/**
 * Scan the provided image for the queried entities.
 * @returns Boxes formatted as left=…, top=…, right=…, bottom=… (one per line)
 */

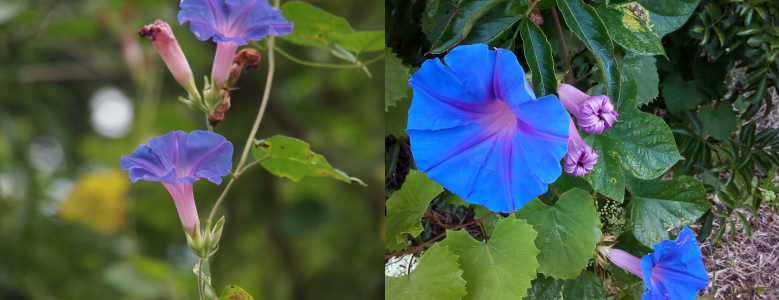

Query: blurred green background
left=0, top=0, right=384, bottom=299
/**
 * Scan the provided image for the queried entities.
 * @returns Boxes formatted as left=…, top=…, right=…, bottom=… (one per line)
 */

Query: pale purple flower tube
left=564, top=116, right=598, bottom=177
left=607, top=248, right=644, bottom=279
left=138, top=20, right=195, bottom=92
left=557, top=83, right=618, bottom=134
left=120, top=131, right=233, bottom=233
left=178, top=0, right=293, bottom=87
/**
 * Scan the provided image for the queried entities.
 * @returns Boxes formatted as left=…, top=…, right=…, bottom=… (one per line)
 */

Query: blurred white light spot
left=39, top=178, right=73, bottom=217
left=90, top=87, right=133, bottom=139
left=30, top=136, right=64, bottom=178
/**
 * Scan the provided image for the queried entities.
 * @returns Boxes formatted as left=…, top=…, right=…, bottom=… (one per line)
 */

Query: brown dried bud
left=225, top=48, right=261, bottom=88
left=529, top=2, right=543, bottom=26
left=208, top=90, right=232, bottom=127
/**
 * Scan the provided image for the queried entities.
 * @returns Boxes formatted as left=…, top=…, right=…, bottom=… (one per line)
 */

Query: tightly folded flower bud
left=138, top=20, right=196, bottom=93
left=564, top=116, right=598, bottom=177
left=557, top=83, right=618, bottom=134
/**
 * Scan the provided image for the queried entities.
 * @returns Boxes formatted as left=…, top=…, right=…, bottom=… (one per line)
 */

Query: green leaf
left=595, top=3, right=665, bottom=56
left=698, top=101, right=737, bottom=141
left=220, top=285, right=254, bottom=300
left=523, top=271, right=605, bottom=299
left=460, top=2, right=526, bottom=47
left=385, top=48, right=411, bottom=111
left=626, top=175, right=712, bottom=247
left=556, top=0, right=621, bottom=99
left=438, top=218, right=540, bottom=299
left=636, top=0, right=701, bottom=37
left=585, top=81, right=681, bottom=202
left=280, top=2, right=382, bottom=53
left=474, top=204, right=503, bottom=237
left=329, top=31, right=385, bottom=54
left=662, top=72, right=704, bottom=113
left=561, top=270, right=605, bottom=299
left=384, top=170, right=444, bottom=251
left=514, top=189, right=602, bottom=279
left=280, top=1, right=354, bottom=49
left=520, top=19, right=557, bottom=97
left=385, top=245, right=467, bottom=300
left=385, top=97, right=411, bottom=137
left=524, top=276, right=564, bottom=300
left=425, top=0, right=509, bottom=54
left=252, top=135, right=365, bottom=185
left=442, top=190, right=469, bottom=206
left=620, top=52, right=659, bottom=106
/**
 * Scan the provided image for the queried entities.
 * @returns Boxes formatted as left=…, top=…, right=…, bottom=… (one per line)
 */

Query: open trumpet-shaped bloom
left=564, top=116, right=598, bottom=177
left=178, top=0, right=293, bottom=87
left=607, top=227, right=709, bottom=300
left=557, top=83, right=618, bottom=134
left=120, top=131, right=233, bottom=233
left=406, top=44, right=569, bottom=213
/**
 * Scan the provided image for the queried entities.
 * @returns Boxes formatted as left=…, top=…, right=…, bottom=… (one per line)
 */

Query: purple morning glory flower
left=120, top=131, right=233, bottom=233
left=557, top=83, right=618, bottom=135
left=178, top=0, right=293, bottom=87
left=607, top=227, right=709, bottom=299
left=564, top=116, right=598, bottom=177
left=406, top=44, right=569, bottom=213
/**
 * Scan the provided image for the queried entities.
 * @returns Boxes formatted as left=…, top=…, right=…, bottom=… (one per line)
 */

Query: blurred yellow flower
left=59, top=172, right=130, bottom=234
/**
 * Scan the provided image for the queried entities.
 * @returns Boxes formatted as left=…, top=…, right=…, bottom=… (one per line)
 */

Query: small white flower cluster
left=598, top=198, right=628, bottom=235
left=384, top=253, right=420, bottom=277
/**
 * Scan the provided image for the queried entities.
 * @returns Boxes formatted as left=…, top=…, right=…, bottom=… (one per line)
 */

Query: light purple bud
left=211, top=42, right=239, bottom=88
left=608, top=248, right=644, bottom=279
left=564, top=117, right=598, bottom=177
left=139, top=20, right=195, bottom=91
left=557, top=83, right=618, bottom=134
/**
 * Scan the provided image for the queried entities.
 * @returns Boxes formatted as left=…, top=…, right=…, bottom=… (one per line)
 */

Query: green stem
left=208, top=177, right=234, bottom=224
left=197, top=258, right=205, bottom=300
left=207, top=2, right=279, bottom=224
left=272, top=43, right=384, bottom=69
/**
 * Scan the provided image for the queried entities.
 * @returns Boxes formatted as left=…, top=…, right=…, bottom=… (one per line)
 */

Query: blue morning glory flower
left=120, top=130, right=233, bottom=233
left=607, top=227, right=709, bottom=299
left=641, top=227, right=709, bottom=299
left=406, top=44, right=569, bottom=213
left=178, top=0, right=293, bottom=87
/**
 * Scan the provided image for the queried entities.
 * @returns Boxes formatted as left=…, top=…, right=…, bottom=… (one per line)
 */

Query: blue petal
left=178, top=0, right=225, bottom=40
left=408, top=124, right=492, bottom=202
left=640, top=227, right=709, bottom=300
left=406, top=44, right=569, bottom=212
left=179, top=0, right=291, bottom=45
left=511, top=95, right=569, bottom=183
left=185, top=130, right=233, bottom=184
left=148, top=131, right=190, bottom=173
left=442, top=44, right=496, bottom=101
left=226, top=0, right=292, bottom=41
left=494, top=48, right=536, bottom=105
left=121, top=131, right=233, bottom=185
left=120, top=145, right=167, bottom=182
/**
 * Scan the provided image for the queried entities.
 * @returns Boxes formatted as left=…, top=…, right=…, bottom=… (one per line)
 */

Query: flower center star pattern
left=406, top=44, right=570, bottom=213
